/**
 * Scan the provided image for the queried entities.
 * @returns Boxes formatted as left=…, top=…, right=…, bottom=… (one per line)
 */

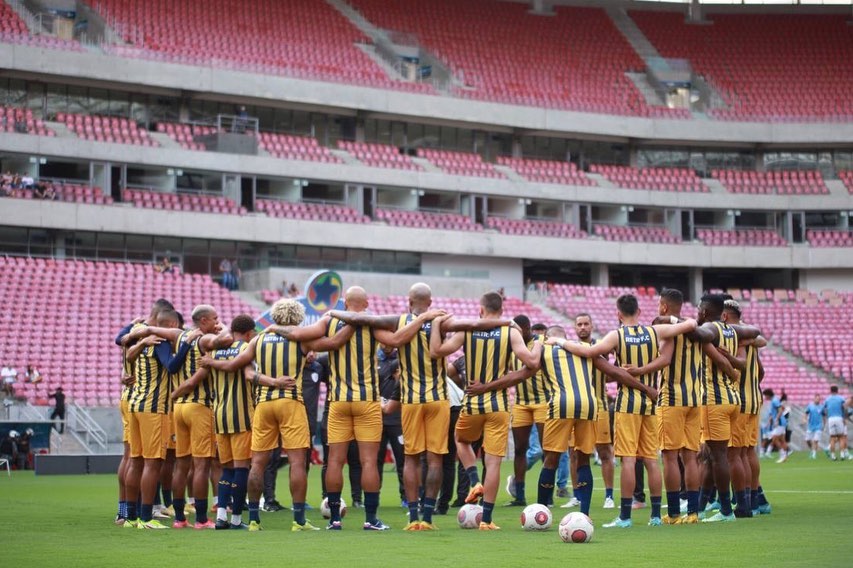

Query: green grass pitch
left=1, top=453, right=850, bottom=567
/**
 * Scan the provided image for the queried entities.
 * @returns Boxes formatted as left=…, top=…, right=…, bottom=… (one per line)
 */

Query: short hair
left=700, top=294, right=725, bottom=318
left=158, top=309, right=180, bottom=325
left=531, top=323, right=547, bottom=333
left=830, top=385, right=839, bottom=394
left=230, top=314, right=256, bottom=334
left=723, top=299, right=742, bottom=318
left=271, top=299, right=305, bottom=326
left=546, top=325, right=566, bottom=338
left=153, top=298, right=174, bottom=311
left=191, top=304, right=216, bottom=325
left=513, top=315, right=531, bottom=328
left=575, top=312, right=592, bottom=322
left=175, top=311, right=185, bottom=329
left=616, top=294, right=639, bottom=317
left=762, top=388, right=775, bottom=398
left=480, top=292, right=503, bottom=314
left=660, top=288, right=684, bottom=307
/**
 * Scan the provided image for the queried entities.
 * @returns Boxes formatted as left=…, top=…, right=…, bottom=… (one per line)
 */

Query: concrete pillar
left=355, top=113, right=366, bottom=143
left=592, top=263, right=609, bottom=287
left=687, top=0, right=703, bottom=23
left=178, top=99, right=190, bottom=123
left=689, top=267, right=703, bottom=302
left=755, top=152, right=765, bottom=173
left=529, top=0, right=554, bottom=16
left=511, top=135, right=523, bottom=158
left=628, top=146, right=639, bottom=168
left=54, top=233, right=66, bottom=260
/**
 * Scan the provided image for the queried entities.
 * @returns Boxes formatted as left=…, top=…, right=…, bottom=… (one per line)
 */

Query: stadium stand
left=631, top=12, right=853, bottom=122
left=0, top=256, right=258, bottom=406
left=257, top=132, right=343, bottom=163
left=695, top=228, right=788, bottom=247
left=711, top=169, right=828, bottom=195
left=839, top=171, right=853, bottom=194
left=806, top=229, right=853, bottom=248
left=0, top=2, right=81, bottom=51
left=589, top=164, right=707, bottom=193
left=496, top=157, right=595, bottom=186
left=486, top=217, right=586, bottom=239
left=56, top=112, right=158, bottom=147
left=155, top=122, right=218, bottom=151
left=375, top=208, right=482, bottom=231
left=593, top=224, right=680, bottom=244
left=416, top=148, right=506, bottom=179
left=2, top=179, right=110, bottom=204
left=1, top=106, right=55, bottom=136
left=256, top=198, right=369, bottom=223
left=337, top=141, right=423, bottom=171
left=122, top=188, right=246, bottom=215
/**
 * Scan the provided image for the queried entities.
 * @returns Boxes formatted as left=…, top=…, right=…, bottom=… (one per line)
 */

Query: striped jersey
left=582, top=339, right=607, bottom=411
left=614, top=325, right=659, bottom=415
left=658, top=333, right=703, bottom=408
left=703, top=322, right=740, bottom=407
left=120, top=322, right=146, bottom=402
left=211, top=340, right=253, bottom=434
left=129, top=339, right=170, bottom=414
left=397, top=314, right=447, bottom=404
left=514, top=335, right=547, bottom=406
left=540, top=344, right=597, bottom=421
left=462, top=325, right=514, bottom=415
left=326, top=318, right=379, bottom=402
left=173, top=330, right=212, bottom=407
left=739, top=344, right=761, bottom=415
left=254, top=331, right=304, bottom=403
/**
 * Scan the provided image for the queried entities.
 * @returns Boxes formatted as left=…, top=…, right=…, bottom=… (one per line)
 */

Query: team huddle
left=113, top=284, right=778, bottom=532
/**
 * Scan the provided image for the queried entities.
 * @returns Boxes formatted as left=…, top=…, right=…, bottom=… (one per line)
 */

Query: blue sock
left=126, top=501, right=137, bottom=521
left=248, top=501, right=261, bottom=523
left=218, top=468, right=234, bottom=511
left=735, top=490, right=749, bottom=512
left=515, top=481, right=526, bottom=503
left=423, top=498, right=436, bottom=524
left=709, top=487, right=718, bottom=503
left=118, top=501, right=126, bottom=518
left=136, top=496, right=142, bottom=517
left=576, top=465, right=593, bottom=516
left=232, top=468, right=249, bottom=515
left=364, top=492, right=380, bottom=524
left=162, top=489, right=172, bottom=508
left=141, top=504, right=153, bottom=522
left=750, top=489, right=759, bottom=509
left=718, top=491, right=732, bottom=516
left=327, top=492, right=342, bottom=522
left=651, top=496, right=662, bottom=519
left=482, top=501, right=495, bottom=524
left=195, top=499, right=208, bottom=523
left=573, top=487, right=580, bottom=500
left=408, top=501, right=419, bottom=523
left=537, top=467, right=556, bottom=506
left=154, top=483, right=162, bottom=506
left=605, top=487, right=614, bottom=500
left=465, top=466, right=480, bottom=487
left=666, top=491, right=681, bottom=517
left=173, top=498, right=186, bottom=522
left=698, top=488, right=709, bottom=512
left=687, top=490, right=700, bottom=515
left=293, top=502, right=306, bottom=525
left=756, top=486, right=768, bottom=506
left=620, top=497, right=632, bottom=521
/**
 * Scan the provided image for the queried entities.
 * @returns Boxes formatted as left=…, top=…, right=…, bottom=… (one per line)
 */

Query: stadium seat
left=497, top=157, right=595, bottom=187
left=337, top=141, right=423, bottom=171
left=375, top=208, right=482, bottom=231
left=416, top=149, right=505, bottom=179
left=122, top=188, right=246, bottom=215
left=59, top=112, right=158, bottom=147
left=711, top=169, right=828, bottom=196
left=589, top=164, right=707, bottom=193
left=593, top=224, right=680, bottom=244
left=0, top=105, right=55, bottom=136
left=256, top=199, right=369, bottom=224
left=486, top=217, right=585, bottom=239
left=695, top=228, right=787, bottom=247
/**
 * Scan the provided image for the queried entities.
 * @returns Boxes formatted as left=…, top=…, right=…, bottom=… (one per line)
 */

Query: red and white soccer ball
left=457, top=504, right=483, bottom=529
left=320, top=497, right=347, bottom=519
left=521, top=504, right=552, bottom=531
left=559, top=512, right=594, bottom=543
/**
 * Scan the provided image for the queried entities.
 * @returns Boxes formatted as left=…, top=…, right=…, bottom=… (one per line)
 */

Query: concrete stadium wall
left=799, top=269, right=853, bottom=293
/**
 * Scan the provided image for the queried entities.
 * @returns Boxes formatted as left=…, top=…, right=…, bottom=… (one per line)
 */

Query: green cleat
left=122, top=519, right=139, bottom=529
left=138, top=519, right=170, bottom=529
left=292, top=520, right=321, bottom=532
left=248, top=521, right=263, bottom=532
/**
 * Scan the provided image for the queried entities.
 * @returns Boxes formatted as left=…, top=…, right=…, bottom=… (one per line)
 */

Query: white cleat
left=561, top=497, right=581, bottom=509
left=603, top=497, right=615, bottom=509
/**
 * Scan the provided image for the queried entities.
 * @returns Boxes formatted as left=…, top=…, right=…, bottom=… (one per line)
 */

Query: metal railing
left=66, top=402, right=108, bottom=453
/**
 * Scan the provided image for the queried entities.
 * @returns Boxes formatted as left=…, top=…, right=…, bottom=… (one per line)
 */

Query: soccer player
left=574, top=313, right=616, bottom=509
left=552, top=294, right=697, bottom=528
left=825, top=386, right=851, bottom=460
left=430, top=291, right=542, bottom=531
left=803, top=394, right=825, bottom=459
left=768, top=389, right=790, bottom=462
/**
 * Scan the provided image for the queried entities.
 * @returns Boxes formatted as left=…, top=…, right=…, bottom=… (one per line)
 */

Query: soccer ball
left=521, top=504, right=552, bottom=531
left=320, top=497, right=347, bottom=519
left=457, top=504, right=483, bottom=529
left=558, top=512, right=594, bottom=543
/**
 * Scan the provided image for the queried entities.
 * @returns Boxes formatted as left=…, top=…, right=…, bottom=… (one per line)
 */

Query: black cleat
left=504, top=499, right=527, bottom=507
left=215, top=519, right=231, bottom=530
left=263, top=500, right=284, bottom=512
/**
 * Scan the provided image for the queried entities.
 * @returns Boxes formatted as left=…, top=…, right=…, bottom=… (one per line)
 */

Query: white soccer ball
left=457, top=504, right=483, bottom=529
left=521, top=504, right=552, bottom=531
left=558, top=512, right=594, bottom=543
left=320, top=496, right=347, bottom=519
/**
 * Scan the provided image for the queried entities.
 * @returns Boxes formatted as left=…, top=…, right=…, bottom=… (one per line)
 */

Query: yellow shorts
left=163, top=412, right=176, bottom=451
left=543, top=418, right=595, bottom=455
left=401, top=401, right=449, bottom=455
left=217, top=431, right=252, bottom=464
left=120, top=399, right=130, bottom=443
left=174, top=402, right=216, bottom=458
left=730, top=412, right=759, bottom=448
left=512, top=403, right=548, bottom=428
left=702, top=404, right=739, bottom=442
left=659, top=405, right=702, bottom=452
left=456, top=411, right=510, bottom=457
left=594, top=407, right=612, bottom=446
left=129, top=411, right=166, bottom=460
left=614, top=412, right=659, bottom=460
left=327, top=400, right=382, bottom=445
left=253, top=398, right=310, bottom=451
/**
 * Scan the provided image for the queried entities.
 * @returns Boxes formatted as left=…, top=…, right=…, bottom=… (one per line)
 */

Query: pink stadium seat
left=486, top=217, right=585, bottom=239
left=122, top=188, right=246, bottom=216
left=256, top=132, right=343, bottom=164
left=696, top=228, right=787, bottom=247
left=497, top=157, right=595, bottom=187
left=60, top=112, right=159, bottom=148
left=593, top=224, right=680, bottom=244
left=337, top=141, right=423, bottom=171
left=376, top=208, right=482, bottom=232
left=711, top=169, right=828, bottom=196
left=256, top=198, right=368, bottom=224
left=0, top=105, right=55, bottom=136
left=416, top=148, right=505, bottom=179
left=805, top=229, right=853, bottom=248
left=589, top=164, right=707, bottom=193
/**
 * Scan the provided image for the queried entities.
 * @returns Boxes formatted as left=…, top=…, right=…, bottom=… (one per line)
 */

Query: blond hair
left=271, top=299, right=305, bottom=326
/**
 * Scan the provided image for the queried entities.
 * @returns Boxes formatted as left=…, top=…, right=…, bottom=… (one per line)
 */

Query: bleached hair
left=271, top=299, right=305, bottom=326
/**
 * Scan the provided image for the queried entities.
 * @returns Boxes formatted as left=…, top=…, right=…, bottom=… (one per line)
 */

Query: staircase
left=766, top=342, right=849, bottom=393
left=65, top=402, right=108, bottom=454
left=4, top=0, right=47, bottom=36
left=606, top=7, right=667, bottom=67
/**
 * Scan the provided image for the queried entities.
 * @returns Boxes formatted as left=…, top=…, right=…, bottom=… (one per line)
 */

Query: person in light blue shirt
left=825, top=386, right=850, bottom=460
left=803, top=395, right=825, bottom=459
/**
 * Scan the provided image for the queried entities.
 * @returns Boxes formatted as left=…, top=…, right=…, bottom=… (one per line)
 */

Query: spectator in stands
left=25, top=365, right=41, bottom=385
left=0, top=430, right=18, bottom=468
left=234, top=106, right=249, bottom=133
left=16, top=428, right=33, bottom=470
left=2, top=364, right=17, bottom=396
left=20, top=174, right=34, bottom=189
left=48, top=386, right=66, bottom=434
left=154, top=257, right=173, bottom=274
left=287, top=283, right=299, bottom=298
left=229, top=259, right=241, bottom=291
left=219, top=258, right=233, bottom=290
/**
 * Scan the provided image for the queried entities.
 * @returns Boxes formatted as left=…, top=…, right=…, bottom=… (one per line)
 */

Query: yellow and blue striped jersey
left=327, top=317, right=379, bottom=402
left=120, top=322, right=146, bottom=402
left=658, top=333, right=703, bottom=408
left=212, top=340, right=253, bottom=434
left=397, top=314, right=447, bottom=404
left=703, top=322, right=740, bottom=407
left=540, top=345, right=597, bottom=421
left=129, top=340, right=169, bottom=414
left=514, top=335, right=547, bottom=406
left=462, top=325, right=513, bottom=415
left=739, top=344, right=761, bottom=415
left=614, top=325, right=659, bottom=415
left=582, top=339, right=608, bottom=411
left=255, top=331, right=304, bottom=403
left=173, top=330, right=212, bottom=407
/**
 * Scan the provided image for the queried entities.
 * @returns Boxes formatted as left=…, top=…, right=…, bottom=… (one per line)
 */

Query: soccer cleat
left=478, top=522, right=501, bottom=531
left=556, top=487, right=570, bottom=498
left=704, top=501, right=720, bottom=512
left=215, top=519, right=231, bottom=530
left=363, top=519, right=390, bottom=531
left=631, top=500, right=647, bottom=510
left=702, top=512, right=736, bottom=523
left=680, top=498, right=689, bottom=511
left=263, top=500, right=284, bottom=512
left=152, top=507, right=170, bottom=520
left=419, top=521, right=438, bottom=531
left=757, top=503, right=772, bottom=515
left=160, top=505, right=175, bottom=518
left=681, top=513, right=700, bottom=525
left=561, top=497, right=580, bottom=509
left=292, top=521, right=321, bottom=532
left=648, top=517, right=663, bottom=527
left=122, top=519, right=139, bottom=529
left=751, top=508, right=761, bottom=517
left=504, top=499, right=527, bottom=507
left=776, top=453, right=788, bottom=464
left=185, top=503, right=197, bottom=515
left=230, top=522, right=249, bottom=530
left=402, top=521, right=422, bottom=531
left=505, top=474, right=516, bottom=499
left=465, top=483, right=484, bottom=504
left=139, top=519, right=170, bottom=530
left=351, top=500, right=364, bottom=509
left=602, top=517, right=632, bottom=529
left=194, top=520, right=216, bottom=530
left=662, top=515, right=682, bottom=525
left=603, top=497, right=615, bottom=509
left=210, top=504, right=218, bottom=514
left=248, top=521, right=263, bottom=531
left=114, top=514, right=127, bottom=526
left=326, top=521, right=342, bottom=531
left=171, top=520, right=189, bottom=529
